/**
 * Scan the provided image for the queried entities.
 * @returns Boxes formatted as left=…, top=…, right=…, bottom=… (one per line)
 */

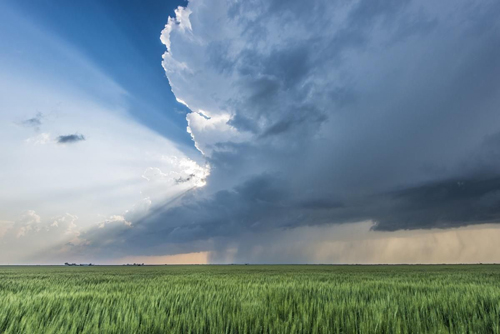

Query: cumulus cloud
left=56, top=133, right=85, bottom=144
left=0, top=211, right=83, bottom=263
left=69, top=0, right=500, bottom=263
left=144, top=156, right=210, bottom=187
left=159, top=0, right=500, bottom=221
left=98, top=215, right=132, bottom=229
left=25, top=132, right=51, bottom=145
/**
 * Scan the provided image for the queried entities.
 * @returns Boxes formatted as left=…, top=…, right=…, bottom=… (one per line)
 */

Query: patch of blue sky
left=1, top=0, right=193, bottom=147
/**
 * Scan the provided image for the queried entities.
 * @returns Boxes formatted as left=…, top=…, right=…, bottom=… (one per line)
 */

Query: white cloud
left=98, top=215, right=132, bottom=229
left=142, top=156, right=209, bottom=187
left=14, top=210, right=41, bottom=237
left=186, top=112, right=250, bottom=156
left=175, top=97, right=189, bottom=107
left=175, top=6, right=193, bottom=32
left=160, top=17, right=175, bottom=52
left=160, top=6, right=193, bottom=53
left=0, top=211, right=84, bottom=263
left=24, top=132, right=51, bottom=145
left=142, top=167, right=169, bottom=182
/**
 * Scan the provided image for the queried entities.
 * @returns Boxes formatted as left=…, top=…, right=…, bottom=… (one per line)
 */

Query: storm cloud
left=68, top=0, right=500, bottom=261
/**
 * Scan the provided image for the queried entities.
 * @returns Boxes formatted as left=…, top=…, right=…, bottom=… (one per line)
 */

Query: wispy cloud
left=20, top=112, right=43, bottom=130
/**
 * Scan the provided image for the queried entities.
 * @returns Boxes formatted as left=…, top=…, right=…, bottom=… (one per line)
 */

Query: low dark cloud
left=56, top=134, right=85, bottom=144
left=80, top=171, right=500, bottom=258
left=373, top=175, right=500, bottom=231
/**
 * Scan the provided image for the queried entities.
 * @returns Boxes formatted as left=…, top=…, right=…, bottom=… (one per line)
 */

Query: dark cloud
left=373, top=175, right=500, bottom=231
left=93, top=171, right=500, bottom=255
left=78, top=0, right=500, bottom=259
left=175, top=174, right=196, bottom=184
left=21, top=113, right=43, bottom=130
left=56, top=134, right=85, bottom=144
left=227, top=114, right=259, bottom=133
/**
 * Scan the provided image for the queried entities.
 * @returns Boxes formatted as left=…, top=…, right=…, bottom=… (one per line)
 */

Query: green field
left=1, top=265, right=499, bottom=333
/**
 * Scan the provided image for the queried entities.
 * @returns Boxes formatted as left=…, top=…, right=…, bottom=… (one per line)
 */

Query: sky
left=1, top=0, right=500, bottom=264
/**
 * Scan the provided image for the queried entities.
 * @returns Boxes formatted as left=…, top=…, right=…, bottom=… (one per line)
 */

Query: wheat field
left=0, top=265, right=499, bottom=333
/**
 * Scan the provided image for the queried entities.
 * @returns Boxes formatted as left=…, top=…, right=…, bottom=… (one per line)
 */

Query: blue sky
left=4, top=0, right=191, bottom=145
left=1, top=0, right=500, bottom=264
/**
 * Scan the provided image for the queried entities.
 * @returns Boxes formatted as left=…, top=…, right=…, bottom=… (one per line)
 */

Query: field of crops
left=0, top=265, right=499, bottom=333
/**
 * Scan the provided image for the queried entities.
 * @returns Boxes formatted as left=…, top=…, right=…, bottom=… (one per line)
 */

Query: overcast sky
left=1, top=0, right=500, bottom=264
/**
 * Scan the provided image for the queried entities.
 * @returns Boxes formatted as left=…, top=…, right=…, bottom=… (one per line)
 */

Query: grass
left=0, top=265, right=499, bottom=333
